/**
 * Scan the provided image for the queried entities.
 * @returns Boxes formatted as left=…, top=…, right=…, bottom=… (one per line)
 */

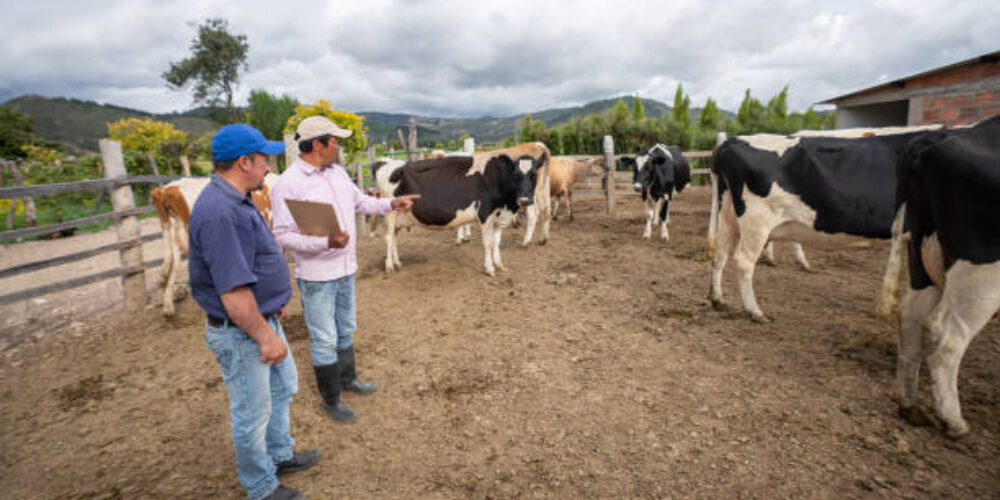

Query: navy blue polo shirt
left=188, top=174, right=291, bottom=319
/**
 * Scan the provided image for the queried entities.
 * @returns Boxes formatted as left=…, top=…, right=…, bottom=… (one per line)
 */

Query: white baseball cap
left=295, top=116, right=353, bottom=141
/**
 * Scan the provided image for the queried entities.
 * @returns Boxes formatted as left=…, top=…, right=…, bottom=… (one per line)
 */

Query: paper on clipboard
left=284, top=199, right=341, bottom=236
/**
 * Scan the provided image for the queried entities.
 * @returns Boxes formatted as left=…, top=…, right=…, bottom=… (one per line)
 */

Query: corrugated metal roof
left=818, top=50, right=1000, bottom=105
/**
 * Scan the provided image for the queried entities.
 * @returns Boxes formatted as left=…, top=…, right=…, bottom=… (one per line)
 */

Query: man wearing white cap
left=270, top=116, right=418, bottom=422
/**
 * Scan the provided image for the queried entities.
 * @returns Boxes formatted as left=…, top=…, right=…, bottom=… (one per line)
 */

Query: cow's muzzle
left=633, top=183, right=643, bottom=192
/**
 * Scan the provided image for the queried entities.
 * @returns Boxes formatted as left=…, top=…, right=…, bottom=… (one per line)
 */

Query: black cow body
left=373, top=153, right=542, bottom=276
left=622, top=144, right=690, bottom=240
left=708, top=129, right=929, bottom=322
left=894, top=115, right=1000, bottom=436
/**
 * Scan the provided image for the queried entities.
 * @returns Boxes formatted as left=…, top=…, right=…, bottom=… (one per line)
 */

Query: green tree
left=672, top=84, right=691, bottom=127
left=631, top=95, right=646, bottom=121
left=246, top=89, right=299, bottom=140
left=163, top=18, right=249, bottom=123
left=0, top=106, right=58, bottom=159
left=699, top=98, right=721, bottom=129
left=107, top=117, right=187, bottom=154
left=737, top=89, right=765, bottom=131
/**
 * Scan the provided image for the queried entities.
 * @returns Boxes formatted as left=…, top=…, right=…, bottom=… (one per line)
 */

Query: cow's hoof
left=760, top=259, right=777, bottom=267
left=710, top=299, right=728, bottom=311
left=538, top=238, right=548, bottom=246
left=945, top=422, right=970, bottom=440
left=799, top=265, right=814, bottom=273
left=749, top=313, right=771, bottom=323
left=486, top=271, right=497, bottom=277
left=899, top=405, right=936, bottom=428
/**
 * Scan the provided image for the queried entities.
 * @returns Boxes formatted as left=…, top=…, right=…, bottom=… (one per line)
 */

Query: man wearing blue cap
left=188, top=124, right=316, bottom=500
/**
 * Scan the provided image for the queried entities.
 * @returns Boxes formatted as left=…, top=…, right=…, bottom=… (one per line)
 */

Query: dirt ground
left=1, top=186, right=997, bottom=499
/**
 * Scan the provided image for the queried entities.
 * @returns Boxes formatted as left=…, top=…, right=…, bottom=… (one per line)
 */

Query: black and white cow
left=372, top=152, right=544, bottom=276
left=708, top=128, right=933, bottom=322
left=894, top=115, right=1000, bottom=437
left=621, top=144, right=690, bottom=240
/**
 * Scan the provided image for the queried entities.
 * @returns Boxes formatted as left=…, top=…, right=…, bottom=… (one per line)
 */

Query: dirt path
left=1, top=186, right=997, bottom=499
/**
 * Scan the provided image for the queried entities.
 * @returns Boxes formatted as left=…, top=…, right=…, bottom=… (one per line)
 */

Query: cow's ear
left=497, top=154, right=516, bottom=171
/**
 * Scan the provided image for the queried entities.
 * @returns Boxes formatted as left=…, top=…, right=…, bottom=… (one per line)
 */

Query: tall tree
left=631, top=95, right=645, bottom=121
left=163, top=18, right=249, bottom=123
left=672, top=84, right=691, bottom=127
left=246, top=90, right=299, bottom=140
left=699, top=98, right=721, bottom=129
left=737, top=89, right=765, bottom=130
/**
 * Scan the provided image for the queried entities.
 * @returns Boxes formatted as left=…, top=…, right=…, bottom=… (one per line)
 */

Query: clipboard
left=284, top=199, right=341, bottom=236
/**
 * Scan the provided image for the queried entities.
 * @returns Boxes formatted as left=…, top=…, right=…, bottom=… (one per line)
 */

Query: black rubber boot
left=313, top=363, right=358, bottom=422
left=338, top=346, right=377, bottom=394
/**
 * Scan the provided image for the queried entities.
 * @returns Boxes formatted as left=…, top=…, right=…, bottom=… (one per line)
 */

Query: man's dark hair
left=298, top=134, right=332, bottom=154
left=213, top=158, right=239, bottom=172
left=213, top=153, right=262, bottom=172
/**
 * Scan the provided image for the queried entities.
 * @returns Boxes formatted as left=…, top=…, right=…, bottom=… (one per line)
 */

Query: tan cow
left=548, top=156, right=602, bottom=221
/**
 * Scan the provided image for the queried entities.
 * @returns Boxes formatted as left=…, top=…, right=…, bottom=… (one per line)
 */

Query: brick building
left=820, top=50, right=1000, bottom=128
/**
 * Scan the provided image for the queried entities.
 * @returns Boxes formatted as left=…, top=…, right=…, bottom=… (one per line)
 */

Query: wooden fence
left=0, top=135, right=713, bottom=311
left=0, top=140, right=181, bottom=308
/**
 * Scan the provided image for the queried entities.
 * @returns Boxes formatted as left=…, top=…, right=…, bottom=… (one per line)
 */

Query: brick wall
left=918, top=89, right=999, bottom=126
left=910, top=62, right=1000, bottom=126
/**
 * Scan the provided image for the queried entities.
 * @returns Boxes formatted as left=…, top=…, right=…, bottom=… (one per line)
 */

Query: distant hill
left=3, top=94, right=734, bottom=153
left=2, top=95, right=218, bottom=154
left=358, top=97, right=732, bottom=145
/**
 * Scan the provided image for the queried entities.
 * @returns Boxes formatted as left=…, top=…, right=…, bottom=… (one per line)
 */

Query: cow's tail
left=875, top=203, right=908, bottom=320
left=707, top=132, right=727, bottom=259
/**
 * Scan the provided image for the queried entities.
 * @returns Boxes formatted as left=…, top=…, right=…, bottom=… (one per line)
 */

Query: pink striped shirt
left=271, top=157, right=392, bottom=281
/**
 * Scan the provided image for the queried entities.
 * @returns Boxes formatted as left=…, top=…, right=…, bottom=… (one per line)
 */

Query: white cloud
left=1, top=0, right=997, bottom=117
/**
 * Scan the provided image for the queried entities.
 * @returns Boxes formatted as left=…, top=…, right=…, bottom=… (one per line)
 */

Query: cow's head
left=630, top=147, right=653, bottom=193
left=513, top=153, right=544, bottom=206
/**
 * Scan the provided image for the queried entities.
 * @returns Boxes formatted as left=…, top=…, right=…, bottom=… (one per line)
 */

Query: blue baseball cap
left=211, top=124, right=285, bottom=162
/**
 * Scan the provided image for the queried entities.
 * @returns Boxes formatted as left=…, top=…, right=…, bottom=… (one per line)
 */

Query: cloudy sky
left=1, top=0, right=997, bottom=118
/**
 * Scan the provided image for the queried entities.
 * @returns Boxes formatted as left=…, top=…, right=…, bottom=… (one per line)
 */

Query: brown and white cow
left=150, top=173, right=277, bottom=316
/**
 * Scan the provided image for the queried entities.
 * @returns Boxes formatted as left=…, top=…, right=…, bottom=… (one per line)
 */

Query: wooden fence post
left=101, top=139, right=146, bottom=311
left=145, top=152, right=160, bottom=176
left=179, top=155, right=192, bottom=176
left=284, top=134, right=298, bottom=168
left=603, top=135, right=615, bottom=215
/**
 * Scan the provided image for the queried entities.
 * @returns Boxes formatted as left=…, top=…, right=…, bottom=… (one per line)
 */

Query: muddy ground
left=1, top=186, right=997, bottom=499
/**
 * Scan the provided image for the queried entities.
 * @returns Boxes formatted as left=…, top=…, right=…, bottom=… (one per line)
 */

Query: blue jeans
left=205, top=317, right=298, bottom=500
left=297, top=274, right=357, bottom=366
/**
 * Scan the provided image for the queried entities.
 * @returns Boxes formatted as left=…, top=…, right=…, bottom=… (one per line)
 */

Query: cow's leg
left=492, top=224, right=506, bottom=272
left=162, top=218, right=182, bottom=316
left=731, top=218, right=777, bottom=322
left=642, top=199, right=655, bottom=239
left=481, top=218, right=498, bottom=277
left=791, top=243, right=812, bottom=272
left=158, top=221, right=173, bottom=286
left=707, top=172, right=720, bottom=259
left=709, top=194, right=739, bottom=309
left=520, top=204, right=538, bottom=247
left=761, top=242, right=776, bottom=266
left=924, top=261, right=1000, bottom=437
left=876, top=205, right=907, bottom=319
left=551, top=195, right=560, bottom=221
left=384, top=212, right=398, bottom=273
left=897, top=285, right=940, bottom=428
left=659, top=196, right=670, bottom=241
left=538, top=172, right=551, bottom=244
left=567, top=190, right=574, bottom=221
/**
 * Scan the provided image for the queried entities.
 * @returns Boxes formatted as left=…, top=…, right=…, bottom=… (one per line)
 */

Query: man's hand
left=327, top=231, right=350, bottom=248
left=258, top=331, right=288, bottom=365
left=391, top=194, right=421, bottom=212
